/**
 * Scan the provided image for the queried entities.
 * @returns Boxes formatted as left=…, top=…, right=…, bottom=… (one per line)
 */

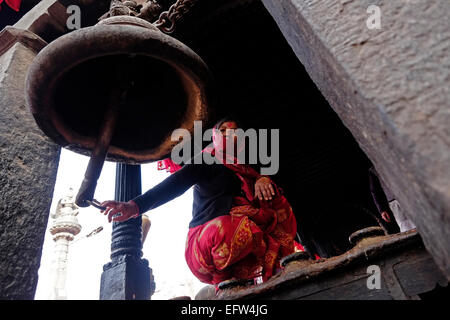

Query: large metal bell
left=25, top=16, right=212, bottom=207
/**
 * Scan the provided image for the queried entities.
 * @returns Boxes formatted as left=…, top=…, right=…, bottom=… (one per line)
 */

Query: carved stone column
left=0, top=27, right=61, bottom=300
left=100, top=163, right=155, bottom=300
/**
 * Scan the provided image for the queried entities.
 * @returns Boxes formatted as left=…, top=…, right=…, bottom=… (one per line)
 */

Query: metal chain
left=153, top=0, right=200, bottom=34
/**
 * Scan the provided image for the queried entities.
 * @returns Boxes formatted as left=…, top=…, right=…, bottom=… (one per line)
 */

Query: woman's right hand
left=255, top=176, right=275, bottom=201
left=100, top=200, right=140, bottom=223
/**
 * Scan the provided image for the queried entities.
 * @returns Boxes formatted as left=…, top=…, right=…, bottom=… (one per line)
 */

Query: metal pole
left=100, top=163, right=155, bottom=300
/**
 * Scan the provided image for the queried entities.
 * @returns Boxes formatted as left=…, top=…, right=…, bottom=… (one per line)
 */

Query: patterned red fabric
left=0, top=0, right=22, bottom=11
left=157, top=158, right=183, bottom=173
left=203, top=142, right=262, bottom=202
left=185, top=188, right=298, bottom=285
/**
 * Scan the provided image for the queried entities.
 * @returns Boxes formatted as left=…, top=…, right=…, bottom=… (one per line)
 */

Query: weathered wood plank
left=261, top=0, right=450, bottom=280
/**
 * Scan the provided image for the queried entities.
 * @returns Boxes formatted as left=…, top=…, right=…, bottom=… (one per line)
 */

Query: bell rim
left=25, top=22, right=213, bottom=164
left=96, top=15, right=158, bottom=30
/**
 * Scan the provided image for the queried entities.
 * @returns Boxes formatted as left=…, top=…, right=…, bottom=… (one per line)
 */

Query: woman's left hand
left=255, top=176, right=275, bottom=201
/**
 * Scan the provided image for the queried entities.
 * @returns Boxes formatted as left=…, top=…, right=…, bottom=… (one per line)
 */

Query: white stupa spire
left=48, top=188, right=82, bottom=300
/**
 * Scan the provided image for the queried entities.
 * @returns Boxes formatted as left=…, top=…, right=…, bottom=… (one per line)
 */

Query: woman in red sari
left=101, top=119, right=300, bottom=286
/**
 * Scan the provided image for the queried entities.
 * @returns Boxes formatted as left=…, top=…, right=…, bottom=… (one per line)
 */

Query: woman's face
left=218, top=121, right=238, bottom=139
left=215, top=121, right=242, bottom=155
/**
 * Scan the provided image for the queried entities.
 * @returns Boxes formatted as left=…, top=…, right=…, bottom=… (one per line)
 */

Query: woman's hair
left=213, top=117, right=241, bottom=130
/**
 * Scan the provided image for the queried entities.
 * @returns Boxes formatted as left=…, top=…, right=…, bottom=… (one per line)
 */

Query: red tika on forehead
left=222, top=121, right=237, bottom=128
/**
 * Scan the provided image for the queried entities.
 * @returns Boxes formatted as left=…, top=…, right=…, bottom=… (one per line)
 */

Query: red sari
left=159, top=125, right=300, bottom=285
left=185, top=185, right=298, bottom=284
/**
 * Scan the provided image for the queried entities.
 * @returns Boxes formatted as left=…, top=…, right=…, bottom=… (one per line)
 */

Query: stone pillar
left=0, top=27, right=61, bottom=299
left=100, top=164, right=154, bottom=300
left=262, top=0, right=450, bottom=279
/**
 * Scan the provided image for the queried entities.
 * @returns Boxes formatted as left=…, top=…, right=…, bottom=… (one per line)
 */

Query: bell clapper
left=75, top=65, right=134, bottom=208
left=86, top=199, right=107, bottom=211
left=75, top=95, right=120, bottom=208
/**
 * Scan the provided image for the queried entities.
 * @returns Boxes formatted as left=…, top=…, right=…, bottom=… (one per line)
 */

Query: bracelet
left=257, top=176, right=271, bottom=183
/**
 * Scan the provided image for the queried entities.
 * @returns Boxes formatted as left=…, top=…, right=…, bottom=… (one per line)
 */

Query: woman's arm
left=133, top=163, right=202, bottom=213
left=101, top=162, right=203, bottom=222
